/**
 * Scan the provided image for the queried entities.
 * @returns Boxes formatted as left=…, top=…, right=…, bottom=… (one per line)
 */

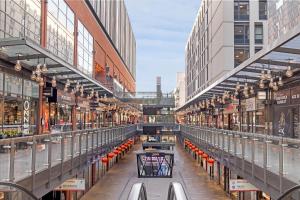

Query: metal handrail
left=277, top=185, right=300, bottom=200
left=127, top=183, right=147, bottom=200
left=167, top=182, right=188, bottom=200
left=0, top=181, right=39, bottom=200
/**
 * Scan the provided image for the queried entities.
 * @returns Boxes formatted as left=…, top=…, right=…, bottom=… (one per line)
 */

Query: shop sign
left=229, top=179, right=258, bottom=192
left=23, top=100, right=30, bottom=135
left=57, top=90, right=75, bottom=105
left=55, top=178, right=85, bottom=191
left=274, top=89, right=290, bottom=105
left=246, top=97, right=256, bottom=111
left=291, top=86, right=300, bottom=104
left=257, top=91, right=266, bottom=100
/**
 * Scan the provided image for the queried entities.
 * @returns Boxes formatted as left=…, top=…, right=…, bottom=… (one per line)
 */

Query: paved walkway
left=81, top=142, right=230, bottom=200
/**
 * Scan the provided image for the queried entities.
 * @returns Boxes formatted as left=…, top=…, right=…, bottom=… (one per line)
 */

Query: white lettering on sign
left=61, top=95, right=71, bottom=102
left=229, top=179, right=258, bottom=192
left=55, top=179, right=85, bottom=191
left=292, top=94, right=300, bottom=99
left=23, top=100, right=30, bottom=135
left=275, top=95, right=287, bottom=104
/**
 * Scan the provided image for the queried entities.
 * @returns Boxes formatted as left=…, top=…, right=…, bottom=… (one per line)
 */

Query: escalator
left=0, top=182, right=39, bottom=200
left=127, top=182, right=188, bottom=200
left=277, top=185, right=300, bottom=200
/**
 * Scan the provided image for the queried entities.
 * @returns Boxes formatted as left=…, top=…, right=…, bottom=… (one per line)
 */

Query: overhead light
left=273, top=82, right=278, bottom=91
left=259, top=80, right=264, bottom=89
left=286, top=66, right=293, bottom=77
left=250, top=86, right=255, bottom=94
left=278, top=76, right=283, bottom=86
left=35, top=64, right=41, bottom=76
left=31, top=71, right=36, bottom=81
left=269, top=78, right=274, bottom=88
left=236, top=82, right=240, bottom=90
left=35, top=75, right=41, bottom=82
left=14, top=60, right=22, bottom=71
left=76, top=81, right=80, bottom=91
left=41, top=63, right=48, bottom=73
left=39, top=78, right=44, bottom=87
left=64, top=86, right=68, bottom=92
left=244, top=82, right=249, bottom=91
left=234, top=89, right=239, bottom=96
left=266, top=70, right=272, bottom=80
left=244, top=92, right=249, bottom=98
left=80, top=85, right=84, bottom=93
left=260, top=70, right=266, bottom=80
left=51, top=76, right=56, bottom=88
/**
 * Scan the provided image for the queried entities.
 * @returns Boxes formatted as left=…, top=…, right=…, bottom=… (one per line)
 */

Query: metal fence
left=180, top=125, right=300, bottom=196
left=0, top=125, right=137, bottom=183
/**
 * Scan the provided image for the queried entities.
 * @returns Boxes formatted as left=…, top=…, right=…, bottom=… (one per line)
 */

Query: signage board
left=57, top=90, right=76, bottom=105
left=55, top=179, right=85, bottom=191
left=291, top=86, right=300, bottom=104
left=257, top=91, right=266, bottom=100
left=229, top=179, right=258, bottom=192
left=246, top=97, right=256, bottom=111
left=274, top=89, right=290, bottom=105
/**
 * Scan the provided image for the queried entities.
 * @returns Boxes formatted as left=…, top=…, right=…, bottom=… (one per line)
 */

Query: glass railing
left=180, top=125, right=300, bottom=188
left=127, top=183, right=147, bottom=200
left=0, top=125, right=137, bottom=182
left=167, top=182, right=188, bottom=200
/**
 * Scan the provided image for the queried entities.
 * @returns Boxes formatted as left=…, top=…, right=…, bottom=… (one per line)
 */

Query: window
left=255, top=46, right=263, bottom=53
left=234, top=47, right=249, bottom=67
left=77, top=20, right=93, bottom=76
left=255, top=23, right=263, bottom=44
left=47, top=0, right=74, bottom=64
left=259, top=0, right=267, bottom=20
left=234, top=1, right=249, bottom=20
left=234, top=23, right=249, bottom=44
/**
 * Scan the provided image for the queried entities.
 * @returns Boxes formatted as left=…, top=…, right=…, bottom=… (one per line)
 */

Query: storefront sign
left=257, top=91, right=266, bottom=100
left=291, top=86, right=300, bottom=104
left=229, top=179, right=258, bottom=192
left=23, top=100, right=30, bottom=135
left=246, top=97, right=256, bottom=111
left=274, top=89, right=290, bottom=105
left=55, top=178, right=85, bottom=191
left=57, top=90, right=75, bottom=105
left=76, top=97, right=90, bottom=109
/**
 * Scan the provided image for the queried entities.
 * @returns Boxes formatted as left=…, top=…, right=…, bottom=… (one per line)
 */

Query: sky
left=125, top=0, right=201, bottom=93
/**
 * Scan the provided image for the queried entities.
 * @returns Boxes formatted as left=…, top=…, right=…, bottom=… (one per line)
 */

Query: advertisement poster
left=273, top=106, right=295, bottom=137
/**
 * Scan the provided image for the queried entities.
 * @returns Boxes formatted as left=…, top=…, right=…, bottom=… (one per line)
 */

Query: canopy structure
left=178, top=24, right=300, bottom=111
left=0, top=37, right=113, bottom=96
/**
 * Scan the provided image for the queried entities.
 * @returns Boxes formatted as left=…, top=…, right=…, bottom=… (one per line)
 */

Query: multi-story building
left=185, top=0, right=268, bottom=101
left=0, top=0, right=136, bottom=135
left=174, top=72, right=186, bottom=109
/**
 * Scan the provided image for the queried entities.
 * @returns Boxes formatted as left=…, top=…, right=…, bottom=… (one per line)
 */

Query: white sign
left=246, top=97, right=256, bottom=111
left=55, top=179, right=85, bottom=191
left=229, top=179, right=258, bottom=192
left=23, top=100, right=30, bottom=135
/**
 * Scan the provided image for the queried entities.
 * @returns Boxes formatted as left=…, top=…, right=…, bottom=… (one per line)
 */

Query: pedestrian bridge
left=0, top=124, right=300, bottom=199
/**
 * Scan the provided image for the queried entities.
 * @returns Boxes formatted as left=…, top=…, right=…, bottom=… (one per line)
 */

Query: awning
left=177, top=23, right=300, bottom=111
left=0, top=37, right=113, bottom=96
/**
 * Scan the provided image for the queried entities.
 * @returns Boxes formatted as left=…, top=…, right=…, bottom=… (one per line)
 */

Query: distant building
left=174, top=72, right=186, bottom=109
left=185, top=0, right=268, bottom=101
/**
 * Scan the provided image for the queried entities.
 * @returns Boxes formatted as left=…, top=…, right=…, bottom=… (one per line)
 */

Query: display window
left=0, top=73, right=38, bottom=138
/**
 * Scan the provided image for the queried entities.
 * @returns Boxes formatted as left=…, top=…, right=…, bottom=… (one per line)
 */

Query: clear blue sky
left=125, top=0, right=201, bottom=93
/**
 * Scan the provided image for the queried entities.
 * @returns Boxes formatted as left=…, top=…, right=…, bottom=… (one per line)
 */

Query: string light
left=14, top=60, right=22, bottom=71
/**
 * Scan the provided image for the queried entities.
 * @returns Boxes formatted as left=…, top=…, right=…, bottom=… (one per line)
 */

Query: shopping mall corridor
left=81, top=141, right=230, bottom=200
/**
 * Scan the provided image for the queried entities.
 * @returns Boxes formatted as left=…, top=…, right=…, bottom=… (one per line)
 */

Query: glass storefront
left=0, top=73, right=38, bottom=138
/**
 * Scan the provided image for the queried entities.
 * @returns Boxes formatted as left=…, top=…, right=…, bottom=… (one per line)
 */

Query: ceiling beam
left=8, top=54, right=46, bottom=61
left=274, top=47, right=300, bottom=55
left=257, top=59, right=300, bottom=67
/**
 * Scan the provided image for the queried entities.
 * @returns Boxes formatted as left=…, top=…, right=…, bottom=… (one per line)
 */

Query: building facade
left=174, top=72, right=186, bottom=109
left=0, top=0, right=136, bottom=136
left=185, top=0, right=268, bottom=101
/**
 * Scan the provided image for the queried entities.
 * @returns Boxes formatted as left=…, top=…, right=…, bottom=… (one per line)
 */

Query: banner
left=229, top=179, right=258, bottom=192
left=55, top=179, right=85, bottom=191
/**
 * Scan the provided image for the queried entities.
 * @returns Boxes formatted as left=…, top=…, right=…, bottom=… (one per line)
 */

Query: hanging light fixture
left=39, top=78, right=44, bottom=87
left=259, top=80, right=264, bottom=89
left=260, top=70, right=266, bottom=80
left=51, top=76, right=56, bottom=88
left=31, top=71, right=36, bottom=81
left=64, top=85, right=68, bottom=92
left=76, top=81, right=80, bottom=92
left=286, top=66, right=293, bottom=77
left=250, top=86, right=255, bottom=95
left=66, top=79, right=70, bottom=87
left=234, top=89, right=239, bottom=96
left=236, top=82, right=240, bottom=90
left=278, top=76, right=283, bottom=87
left=41, top=63, right=48, bottom=73
left=14, top=60, right=22, bottom=71
left=266, top=69, right=272, bottom=80
left=244, top=82, right=249, bottom=91
left=273, top=82, right=279, bottom=91
left=269, top=78, right=274, bottom=88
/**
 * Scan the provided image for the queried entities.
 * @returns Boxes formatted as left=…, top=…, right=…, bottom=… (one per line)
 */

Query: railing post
left=70, top=132, right=75, bottom=174
left=279, top=140, right=286, bottom=194
left=241, top=136, right=246, bottom=177
left=31, top=137, right=37, bottom=191
left=252, top=137, right=258, bottom=180
left=263, top=139, right=269, bottom=185
left=9, top=140, right=15, bottom=182
left=61, top=133, right=65, bottom=180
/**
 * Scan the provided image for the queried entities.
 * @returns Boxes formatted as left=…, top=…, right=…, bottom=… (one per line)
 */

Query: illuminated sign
left=23, top=100, right=30, bottom=135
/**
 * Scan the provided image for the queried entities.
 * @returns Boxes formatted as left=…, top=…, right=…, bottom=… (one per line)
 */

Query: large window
left=234, top=23, right=249, bottom=44
left=259, top=0, right=267, bottom=20
left=234, top=0, right=249, bottom=20
left=234, top=47, right=249, bottom=67
left=0, top=0, right=41, bottom=42
left=47, top=0, right=74, bottom=64
left=255, top=23, right=263, bottom=44
left=77, top=20, right=93, bottom=76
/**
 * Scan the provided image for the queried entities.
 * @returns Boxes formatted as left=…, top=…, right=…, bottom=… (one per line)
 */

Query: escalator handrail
left=277, top=185, right=300, bottom=200
left=167, top=182, right=188, bottom=200
left=0, top=181, right=39, bottom=200
left=127, top=182, right=147, bottom=200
